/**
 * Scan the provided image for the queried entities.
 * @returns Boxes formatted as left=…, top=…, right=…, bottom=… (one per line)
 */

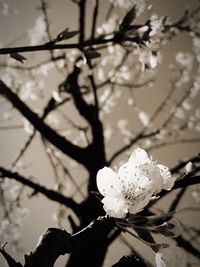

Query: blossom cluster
left=97, top=148, right=175, bottom=218
left=0, top=178, right=29, bottom=247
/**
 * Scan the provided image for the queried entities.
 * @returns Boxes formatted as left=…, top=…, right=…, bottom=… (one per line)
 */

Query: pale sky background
left=0, top=1, right=200, bottom=267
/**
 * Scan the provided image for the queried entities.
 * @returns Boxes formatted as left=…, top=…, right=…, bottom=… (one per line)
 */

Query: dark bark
left=0, top=80, right=88, bottom=166
left=112, top=255, right=147, bottom=267
left=0, top=217, right=116, bottom=267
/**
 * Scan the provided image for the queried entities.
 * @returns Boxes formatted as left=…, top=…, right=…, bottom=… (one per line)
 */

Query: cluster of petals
left=97, top=148, right=175, bottom=218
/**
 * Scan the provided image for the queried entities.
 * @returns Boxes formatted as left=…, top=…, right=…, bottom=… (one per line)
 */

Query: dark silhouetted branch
left=24, top=228, right=72, bottom=267
left=0, top=245, right=23, bottom=267
left=170, top=154, right=200, bottom=174
left=169, top=187, right=187, bottom=212
left=112, top=255, right=147, bottom=267
left=0, top=80, right=88, bottom=166
left=0, top=217, right=115, bottom=267
left=173, top=175, right=200, bottom=189
left=79, top=0, right=86, bottom=43
left=0, top=167, right=81, bottom=214
left=91, top=0, right=99, bottom=39
left=176, top=235, right=200, bottom=260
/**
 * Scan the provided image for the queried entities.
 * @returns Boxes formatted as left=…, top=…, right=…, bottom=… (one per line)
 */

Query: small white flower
left=138, top=110, right=150, bottom=126
left=97, top=148, right=174, bottom=218
left=155, top=245, right=187, bottom=267
left=52, top=90, right=62, bottom=103
left=23, top=118, right=34, bottom=135
left=185, top=162, right=193, bottom=174
left=108, top=0, right=145, bottom=15
left=28, top=16, right=47, bottom=45
left=175, top=52, right=193, bottom=69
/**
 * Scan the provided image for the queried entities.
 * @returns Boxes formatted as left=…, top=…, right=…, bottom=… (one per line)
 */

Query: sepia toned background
left=0, top=1, right=200, bottom=266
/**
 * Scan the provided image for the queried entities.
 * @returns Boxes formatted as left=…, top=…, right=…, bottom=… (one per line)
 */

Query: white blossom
left=97, top=15, right=118, bottom=36
left=96, top=148, right=174, bottom=218
left=185, top=162, right=193, bottom=174
left=104, top=125, right=113, bottom=141
left=182, top=100, right=191, bottom=111
left=28, top=16, right=47, bottom=45
left=138, top=110, right=150, bottom=126
left=108, top=0, right=146, bottom=15
left=2, top=179, right=21, bottom=201
left=155, top=245, right=187, bottom=267
left=117, top=119, right=132, bottom=137
left=139, top=50, right=160, bottom=71
left=52, top=90, right=62, bottom=103
left=101, top=44, right=125, bottom=68
left=46, top=113, right=60, bottom=128
left=20, top=81, right=38, bottom=101
left=175, top=52, right=193, bottom=70
left=149, top=15, right=164, bottom=38
left=38, top=62, right=54, bottom=76
left=97, top=66, right=106, bottom=81
left=23, top=118, right=34, bottom=135
left=175, top=108, right=185, bottom=120
left=127, top=98, right=134, bottom=106
left=2, top=111, right=11, bottom=121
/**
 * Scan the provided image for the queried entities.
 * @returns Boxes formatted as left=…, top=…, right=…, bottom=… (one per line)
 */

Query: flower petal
left=129, top=193, right=152, bottom=214
left=96, top=167, right=121, bottom=197
left=157, top=164, right=175, bottom=190
left=140, top=164, right=164, bottom=193
left=102, top=196, right=128, bottom=218
left=128, top=148, right=150, bottom=165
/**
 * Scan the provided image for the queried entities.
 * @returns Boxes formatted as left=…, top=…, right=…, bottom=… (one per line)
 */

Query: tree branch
left=108, top=130, right=159, bottom=165
left=0, top=217, right=115, bottom=267
left=0, top=80, right=88, bottom=166
left=79, top=0, right=86, bottom=43
left=176, top=235, right=200, bottom=260
left=0, top=167, right=81, bottom=215
left=170, top=154, right=200, bottom=174
left=0, top=245, right=23, bottom=267
left=173, top=175, right=200, bottom=189
left=91, top=0, right=99, bottom=39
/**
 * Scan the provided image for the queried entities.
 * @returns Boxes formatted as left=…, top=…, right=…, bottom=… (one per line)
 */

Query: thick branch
left=168, top=187, right=187, bottom=212
left=112, top=255, right=147, bottom=267
left=0, top=246, right=22, bottom=267
left=64, top=63, right=95, bottom=125
left=1, top=217, right=115, bottom=267
left=79, top=0, right=86, bottom=43
left=0, top=167, right=81, bottom=214
left=91, top=0, right=99, bottom=39
left=176, top=235, right=200, bottom=260
left=173, top=175, right=200, bottom=189
left=24, top=228, right=72, bottom=267
left=0, top=80, right=88, bottom=166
